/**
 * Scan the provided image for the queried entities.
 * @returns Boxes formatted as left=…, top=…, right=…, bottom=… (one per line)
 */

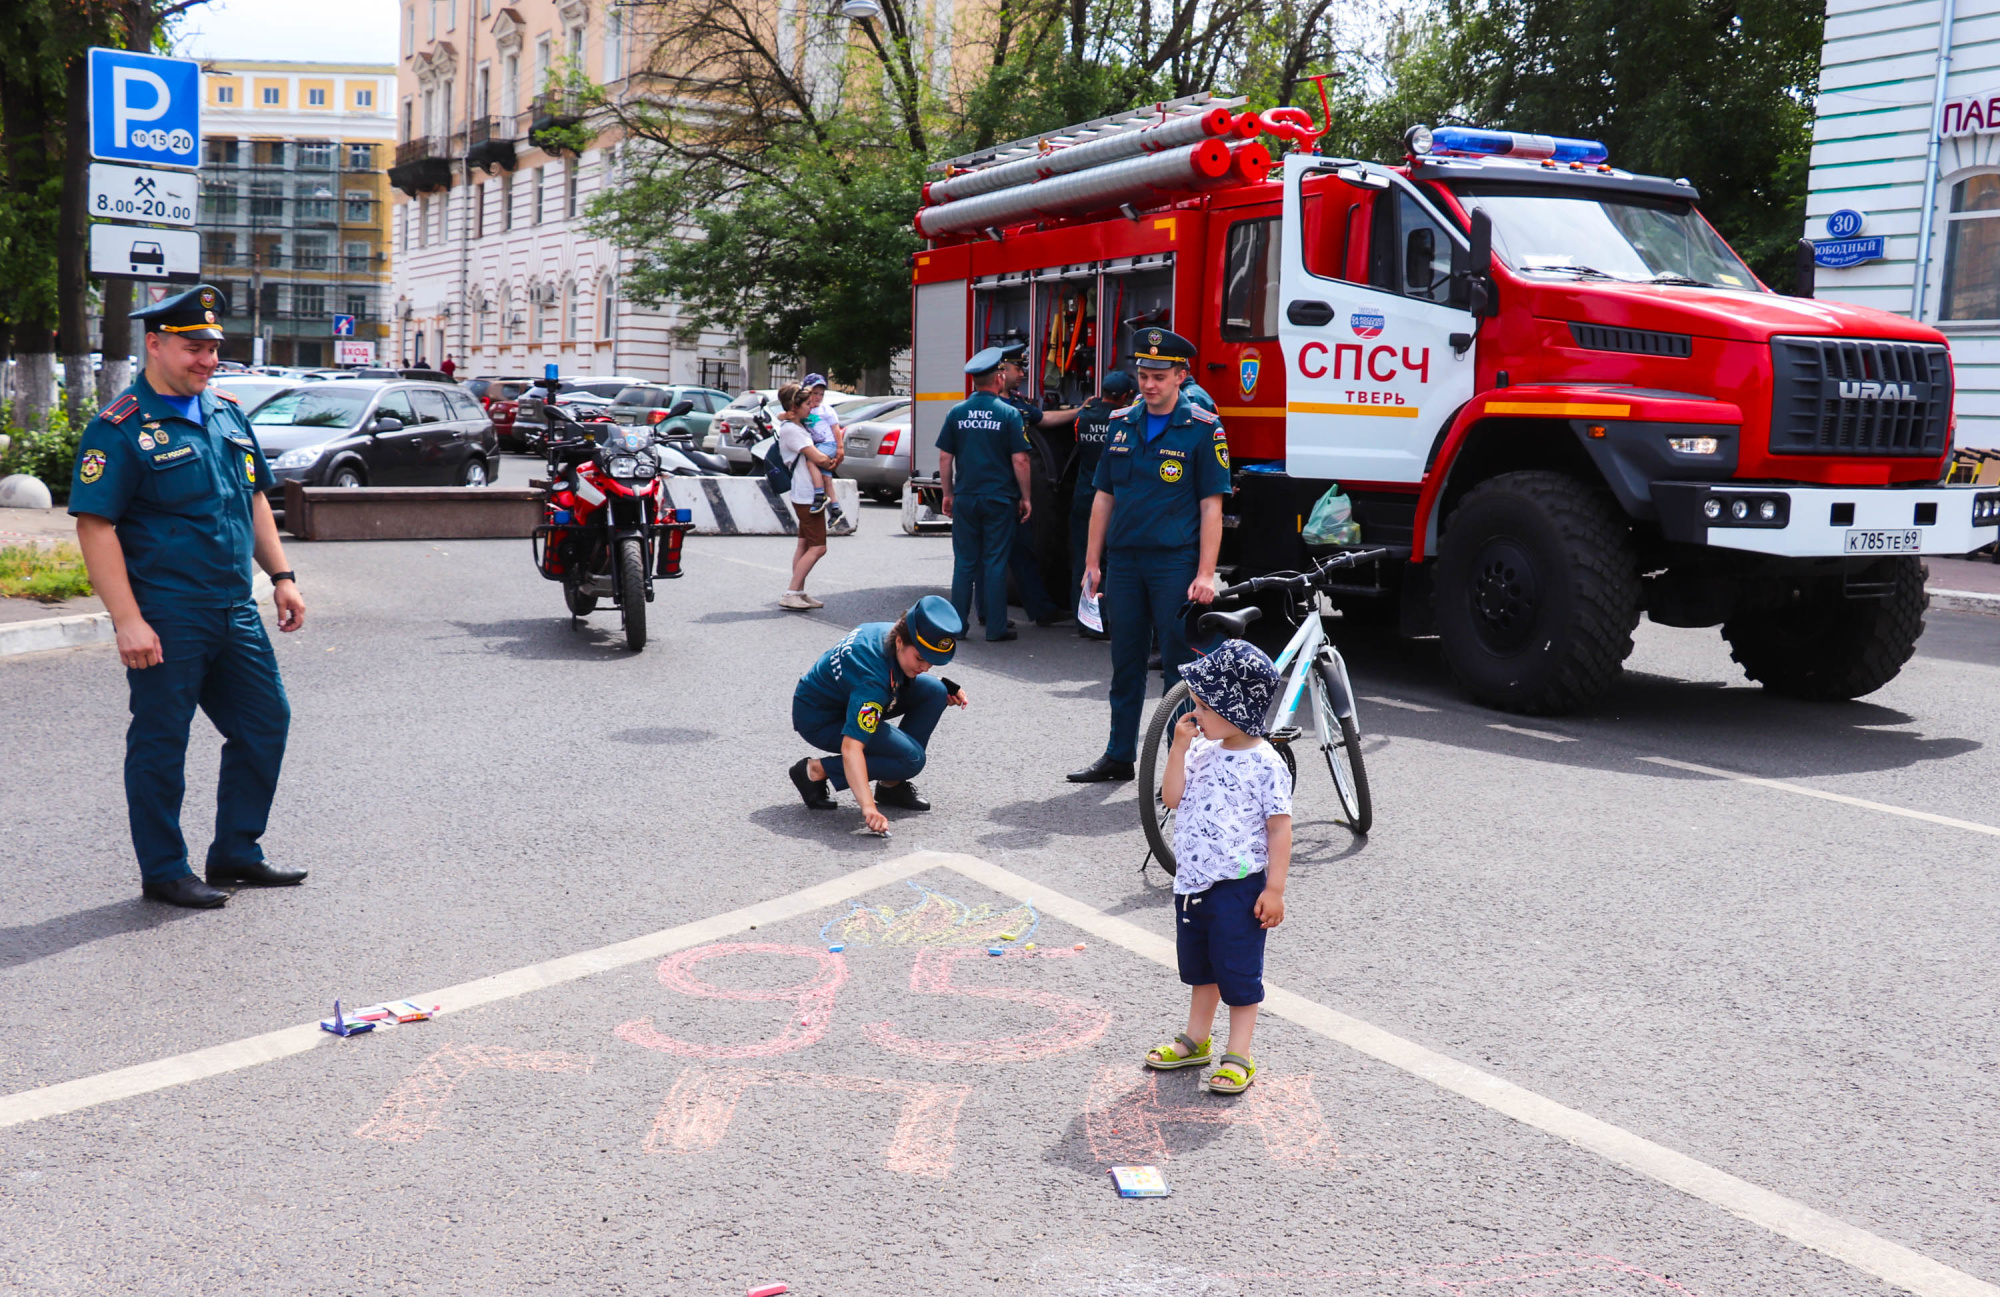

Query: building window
left=603, top=8, right=623, bottom=81
left=346, top=293, right=369, bottom=318
left=262, top=86, right=280, bottom=105
left=308, top=87, right=326, bottom=106
left=501, top=173, right=514, bottom=230
left=205, top=184, right=238, bottom=219
left=1942, top=175, right=2000, bottom=321
left=217, top=84, right=236, bottom=104
left=427, top=0, right=436, bottom=40
left=260, top=140, right=287, bottom=167
left=500, top=286, right=514, bottom=341
left=300, top=140, right=334, bottom=168
left=295, top=235, right=329, bottom=269
left=536, top=37, right=550, bottom=89
left=356, top=87, right=374, bottom=107
left=398, top=206, right=408, bottom=251
left=294, top=283, right=326, bottom=317
left=446, top=0, right=456, bottom=31
left=208, top=235, right=236, bottom=266
left=601, top=278, right=615, bottom=338
left=249, top=181, right=284, bottom=219
left=564, top=279, right=579, bottom=339
left=504, top=55, right=519, bottom=118
left=345, top=189, right=372, bottom=222
left=345, top=241, right=372, bottom=272
left=347, top=142, right=374, bottom=169
left=530, top=284, right=544, bottom=341
left=207, top=138, right=239, bottom=164
left=565, top=164, right=578, bottom=219
left=405, top=5, right=415, bottom=54
left=402, top=99, right=413, bottom=142
left=532, top=166, right=544, bottom=225
left=567, top=24, right=584, bottom=69
left=296, top=184, right=335, bottom=221
left=472, top=182, right=485, bottom=238
left=418, top=195, right=430, bottom=247
left=476, top=66, right=489, bottom=118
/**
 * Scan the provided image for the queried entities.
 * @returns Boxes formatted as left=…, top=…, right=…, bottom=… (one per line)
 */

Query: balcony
left=387, top=136, right=453, bottom=195
left=526, top=90, right=586, bottom=155
left=466, top=116, right=517, bottom=173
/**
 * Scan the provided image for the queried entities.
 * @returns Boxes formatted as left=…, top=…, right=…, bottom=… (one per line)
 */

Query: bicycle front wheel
left=1137, top=681, right=1197, bottom=874
left=1313, top=660, right=1372, bottom=834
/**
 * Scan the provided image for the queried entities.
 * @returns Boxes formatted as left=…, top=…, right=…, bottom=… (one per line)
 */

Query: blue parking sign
left=332, top=314, right=356, bottom=337
left=88, top=48, right=201, bottom=170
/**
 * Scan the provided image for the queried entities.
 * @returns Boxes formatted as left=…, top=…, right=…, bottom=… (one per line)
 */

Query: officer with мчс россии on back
left=1067, top=368, right=1134, bottom=639
left=68, top=285, right=308, bottom=911
left=938, top=347, right=1033, bottom=642
left=1067, top=328, right=1231, bottom=784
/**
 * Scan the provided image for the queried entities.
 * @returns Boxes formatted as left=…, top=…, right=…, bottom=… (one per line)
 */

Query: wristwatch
left=271, top=570, right=298, bottom=585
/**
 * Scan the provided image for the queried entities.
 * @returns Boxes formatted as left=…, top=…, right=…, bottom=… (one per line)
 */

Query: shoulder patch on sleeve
left=1190, top=405, right=1220, bottom=423
left=102, top=395, right=141, bottom=424
left=211, top=387, right=240, bottom=404
left=1112, top=403, right=1139, bottom=418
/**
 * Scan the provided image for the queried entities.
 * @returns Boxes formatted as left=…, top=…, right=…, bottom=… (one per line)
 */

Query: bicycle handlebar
left=1213, top=547, right=1392, bottom=604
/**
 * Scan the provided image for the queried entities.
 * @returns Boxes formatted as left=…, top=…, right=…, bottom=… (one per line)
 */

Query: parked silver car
left=834, top=400, right=913, bottom=503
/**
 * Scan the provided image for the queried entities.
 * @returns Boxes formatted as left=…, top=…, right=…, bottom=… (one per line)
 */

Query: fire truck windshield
left=1453, top=189, right=1759, bottom=291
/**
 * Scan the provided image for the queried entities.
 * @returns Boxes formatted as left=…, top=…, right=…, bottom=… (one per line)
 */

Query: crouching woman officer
left=789, top=596, right=969, bottom=832
left=69, top=285, right=308, bottom=909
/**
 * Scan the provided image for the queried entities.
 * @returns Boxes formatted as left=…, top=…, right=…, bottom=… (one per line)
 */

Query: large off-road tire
left=1433, top=470, right=1641, bottom=714
left=618, top=537, right=648, bottom=652
left=1722, top=558, right=1927, bottom=700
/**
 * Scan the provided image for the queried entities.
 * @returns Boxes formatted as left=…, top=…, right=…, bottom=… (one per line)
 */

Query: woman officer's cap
left=133, top=285, right=228, bottom=340
left=906, top=595, right=964, bottom=665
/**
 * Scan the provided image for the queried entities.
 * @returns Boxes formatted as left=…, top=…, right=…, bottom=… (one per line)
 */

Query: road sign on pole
left=88, top=223, right=199, bottom=280
left=332, top=314, right=356, bottom=337
left=87, top=163, right=199, bottom=227
left=88, top=48, right=201, bottom=170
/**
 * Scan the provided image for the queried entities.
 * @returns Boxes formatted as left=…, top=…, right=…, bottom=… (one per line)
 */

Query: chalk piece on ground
left=986, top=947, right=1004, bottom=956
left=384, top=1000, right=434, bottom=1023
left=828, top=944, right=845, bottom=953
left=1024, top=942, right=1037, bottom=951
left=855, top=824, right=891, bottom=838
left=747, top=1285, right=789, bottom=1297
left=1074, top=943, right=1086, bottom=951
left=998, top=932, right=1016, bottom=941
left=1108, top=1165, right=1170, bottom=1198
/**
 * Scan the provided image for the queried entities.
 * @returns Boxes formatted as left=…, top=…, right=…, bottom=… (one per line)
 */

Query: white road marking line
left=928, top=851, right=2000, bottom=1297
left=1642, top=757, right=2000, bottom=839
left=1488, top=722, right=1577, bottom=743
left=0, top=856, right=933, bottom=1131
left=1362, top=695, right=1438, bottom=713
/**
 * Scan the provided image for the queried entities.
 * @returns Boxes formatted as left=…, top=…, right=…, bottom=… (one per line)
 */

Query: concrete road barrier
left=284, top=482, right=544, bottom=541
left=666, top=476, right=858, bottom=536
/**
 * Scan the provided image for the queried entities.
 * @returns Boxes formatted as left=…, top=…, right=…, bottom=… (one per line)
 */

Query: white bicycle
left=1138, top=549, right=1387, bottom=873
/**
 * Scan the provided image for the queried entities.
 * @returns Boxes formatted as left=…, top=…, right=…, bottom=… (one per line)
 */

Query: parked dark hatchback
left=251, top=380, right=500, bottom=493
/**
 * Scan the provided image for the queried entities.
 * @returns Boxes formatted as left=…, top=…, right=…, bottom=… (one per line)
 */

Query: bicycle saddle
left=1198, top=605, right=1262, bottom=639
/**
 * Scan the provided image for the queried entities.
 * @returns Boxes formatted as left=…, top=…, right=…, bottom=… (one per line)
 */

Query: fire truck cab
left=909, top=106, right=2000, bottom=713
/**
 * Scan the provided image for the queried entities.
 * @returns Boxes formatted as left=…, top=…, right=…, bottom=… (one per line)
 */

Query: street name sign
left=89, top=224, right=199, bottom=280
left=88, top=48, right=200, bottom=170
left=88, top=162, right=198, bottom=227
left=1814, top=236, right=1886, bottom=269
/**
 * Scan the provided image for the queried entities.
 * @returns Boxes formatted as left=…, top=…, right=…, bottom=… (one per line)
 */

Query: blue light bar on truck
left=1418, top=126, right=1608, bottom=165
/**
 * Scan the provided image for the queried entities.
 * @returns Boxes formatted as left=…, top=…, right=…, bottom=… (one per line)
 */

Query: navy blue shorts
left=1174, top=874, right=1267, bottom=1006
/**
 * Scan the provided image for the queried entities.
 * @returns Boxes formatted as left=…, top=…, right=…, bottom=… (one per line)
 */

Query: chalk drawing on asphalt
left=616, top=942, right=848, bottom=1060
left=354, top=1041, right=594, bottom=1142
left=864, top=945, right=1110, bottom=1062
left=1083, top=1066, right=1335, bottom=1166
left=819, top=880, right=1039, bottom=948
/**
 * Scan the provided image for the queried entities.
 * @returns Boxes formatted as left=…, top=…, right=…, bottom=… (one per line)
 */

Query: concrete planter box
left=283, top=481, right=544, bottom=541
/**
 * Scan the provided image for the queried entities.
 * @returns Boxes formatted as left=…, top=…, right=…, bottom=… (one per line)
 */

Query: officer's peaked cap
left=1133, top=327, right=1194, bottom=369
left=965, top=346, right=1007, bottom=376
left=134, top=284, right=228, bottom=341
left=905, top=595, right=964, bottom=665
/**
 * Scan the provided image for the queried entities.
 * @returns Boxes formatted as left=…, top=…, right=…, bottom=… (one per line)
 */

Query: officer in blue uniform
left=995, top=341, right=1075, bottom=628
left=69, top=285, right=309, bottom=908
left=789, top=596, right=969, bottom=833
left=937, top=347, right=1033, bottom=642
left=1067, top=369, right=1134, bottom=638
left=1067, top=328, right=1232, bottom=783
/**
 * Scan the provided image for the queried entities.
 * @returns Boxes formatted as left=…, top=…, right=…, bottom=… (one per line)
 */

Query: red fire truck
left=906, top=94, right=2000, bottom=713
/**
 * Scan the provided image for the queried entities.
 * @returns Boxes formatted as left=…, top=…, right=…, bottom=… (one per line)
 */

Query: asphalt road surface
left=4, top=497, right=2000, bottom=1297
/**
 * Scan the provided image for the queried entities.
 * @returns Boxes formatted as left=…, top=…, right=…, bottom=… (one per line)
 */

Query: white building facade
left=388, top=0, right=743, bottom=387
left=1808, top=0, right=2000, bottom=448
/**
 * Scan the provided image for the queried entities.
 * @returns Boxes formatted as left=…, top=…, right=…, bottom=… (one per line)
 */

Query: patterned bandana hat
left=1179, top=638, right=1282, bottom=737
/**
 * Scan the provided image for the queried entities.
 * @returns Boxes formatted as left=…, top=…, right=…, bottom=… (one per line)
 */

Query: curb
left=0, top=572, right=275, bottom=661
left=1930, top=586, right=2000, bottom=617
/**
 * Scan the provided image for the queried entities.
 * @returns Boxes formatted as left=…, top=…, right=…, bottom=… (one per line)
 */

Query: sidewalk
left=0, top=506, right=77, bottom=549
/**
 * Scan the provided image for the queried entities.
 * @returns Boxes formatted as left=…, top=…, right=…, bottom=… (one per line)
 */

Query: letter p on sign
left=89, top=48, right=201, bottom=171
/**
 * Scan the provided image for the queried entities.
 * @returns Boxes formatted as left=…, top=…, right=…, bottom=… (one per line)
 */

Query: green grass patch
left=0, top=543, right=94, bottom=602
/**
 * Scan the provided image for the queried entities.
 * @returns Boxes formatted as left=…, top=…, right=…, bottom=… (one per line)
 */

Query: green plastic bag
left=1301, top=484, right=1361, bottom=546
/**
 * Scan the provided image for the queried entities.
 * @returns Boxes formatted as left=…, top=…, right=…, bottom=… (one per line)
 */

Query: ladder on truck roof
left=928, top=91, right=1248, bottom=175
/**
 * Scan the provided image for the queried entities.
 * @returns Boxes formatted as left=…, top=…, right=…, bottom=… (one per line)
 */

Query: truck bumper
left=1654, top=482, right=2000, bottom=558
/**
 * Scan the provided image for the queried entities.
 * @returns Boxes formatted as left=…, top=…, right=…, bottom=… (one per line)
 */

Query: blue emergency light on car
left=1413, top=125, right=1608, bottom=166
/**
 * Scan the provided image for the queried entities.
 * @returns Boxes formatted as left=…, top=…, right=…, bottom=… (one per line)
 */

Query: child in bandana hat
left=1144, top=638, right=1291, bottom=1093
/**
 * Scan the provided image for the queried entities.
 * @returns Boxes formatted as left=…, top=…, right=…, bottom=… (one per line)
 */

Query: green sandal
left=1144, top=1032, right=1212, bottom=1070
left=1206, top=1052, right=1257, bottom=1093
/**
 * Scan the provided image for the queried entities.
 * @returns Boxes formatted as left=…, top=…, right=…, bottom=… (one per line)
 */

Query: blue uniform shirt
left=1091, top=394, right=1233, bottom=551
left=1180, top=377, right=1217, bottom=413
left=1070, top=397, right=1116, bottom=498
left=936, top=392, right=1029, bottom=499
left=68, top=373, right=270, bottom=612
left=795, top=622, right=910, bottom=744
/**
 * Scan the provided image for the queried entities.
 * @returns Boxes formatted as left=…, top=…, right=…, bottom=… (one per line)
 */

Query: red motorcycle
left=529, top=384, right=693, bottom=651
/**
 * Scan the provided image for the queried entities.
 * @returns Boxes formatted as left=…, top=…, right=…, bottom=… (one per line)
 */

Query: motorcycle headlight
left=609, top=455, right=639, bottom=476
left=632, top=455, right=657, bottom=478
left=273, top=443, right=327, bottom=469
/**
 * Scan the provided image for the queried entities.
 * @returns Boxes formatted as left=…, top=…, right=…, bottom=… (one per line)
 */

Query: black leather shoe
left=142, top=875, right=229, bottom=909
left=208, top=861, right=308, bottom=887
left=1078, top=627, right=1109, bottom=641
left=790, top=757, right=838, bottom=810
left=987, top=629, right=1019, bottom=642
left=875, top=781, right=931, bottom=812
left=1033, top=611, right=1073, bottom=627
left=1067, top=755, right=1135, bottom=783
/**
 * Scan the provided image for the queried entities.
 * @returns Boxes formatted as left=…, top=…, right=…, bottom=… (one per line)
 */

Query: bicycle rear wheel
left=1313, top=659, right=1372, bottom=834
left=1137, top=681, right=1197, bottom=874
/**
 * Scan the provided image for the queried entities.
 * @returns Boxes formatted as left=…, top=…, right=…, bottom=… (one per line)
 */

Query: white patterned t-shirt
left=1171, top=736, right=1292, bottom=895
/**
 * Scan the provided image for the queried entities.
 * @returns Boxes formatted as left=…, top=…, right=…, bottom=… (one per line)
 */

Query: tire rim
left=1468, top=536, right=1539, bottom=653
left=334, top=470, right=361, bottom=488
left=464, top=462, right=487, bottom=486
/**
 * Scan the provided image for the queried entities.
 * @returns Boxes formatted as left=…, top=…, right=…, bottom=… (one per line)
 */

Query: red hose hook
left=1256, top=72, right=1337, bottom=153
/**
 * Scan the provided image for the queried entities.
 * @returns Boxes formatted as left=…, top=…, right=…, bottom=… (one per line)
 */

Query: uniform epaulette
left=102, top=394, right=141, bottom=424
left=211, top=387, right=240, bottom=404
left=1111, top=403, right=1139, bottom=418
left=1190, top=405, right=1220, bottom=423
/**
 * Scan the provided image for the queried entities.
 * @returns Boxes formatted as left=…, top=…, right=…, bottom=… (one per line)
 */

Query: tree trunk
left=99, top=280, right=133, bottom=403
left=57, top=52, right=91, bottom=430
left=13, top=353, right=56, bottom=429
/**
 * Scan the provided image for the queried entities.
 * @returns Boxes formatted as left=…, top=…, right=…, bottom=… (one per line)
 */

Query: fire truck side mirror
left=1461, top=208, right=1498, bottom=318
left=1335, top=166, right=1390, bottom=191
left=1793, top=238, right=1816, bottom=299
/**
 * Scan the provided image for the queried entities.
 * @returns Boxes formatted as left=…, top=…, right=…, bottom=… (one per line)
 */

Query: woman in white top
left=776, top=382, right=837, bottom=610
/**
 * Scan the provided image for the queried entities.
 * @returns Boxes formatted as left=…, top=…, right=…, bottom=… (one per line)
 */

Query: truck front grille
left=1769, top=336, right=1951, bottom=457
